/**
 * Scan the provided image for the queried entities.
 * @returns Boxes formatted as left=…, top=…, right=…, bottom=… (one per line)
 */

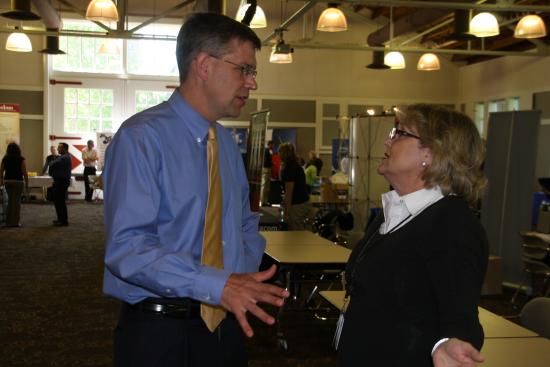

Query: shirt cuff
left=192, top=266, right=231, bottom=305
left=431, top=338, right=450, bottom=355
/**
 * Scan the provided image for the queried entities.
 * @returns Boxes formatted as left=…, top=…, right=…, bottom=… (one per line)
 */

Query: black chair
left=511, top=232, right=550, bottom=306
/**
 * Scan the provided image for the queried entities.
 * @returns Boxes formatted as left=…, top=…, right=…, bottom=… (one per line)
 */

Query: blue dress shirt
left=103, top=90, right=265, bottom=305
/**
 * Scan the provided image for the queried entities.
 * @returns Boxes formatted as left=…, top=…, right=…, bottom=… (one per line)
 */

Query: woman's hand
left=433, top=338, right=484, bottom=367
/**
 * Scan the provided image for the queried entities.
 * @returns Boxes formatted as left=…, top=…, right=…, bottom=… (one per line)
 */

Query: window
left=508, top=97, right=520, bottom=111
left=64, top=87, right=114, bottom=133
left=488, top=99, right=506, bottom=113
left=53, top=20, right=123, bottom=74
left=474, top=102, right=484, bottom=135
left=135, top=90, right=172, bottom=112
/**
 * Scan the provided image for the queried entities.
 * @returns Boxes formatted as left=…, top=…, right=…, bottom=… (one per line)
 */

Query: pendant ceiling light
left=1, top=0, right=40, bottom=21
left=86, top=0, right=119, bottom=22
left=317, top=3, right=347, bottom=32
left=98, top=39, right=121, bottom=55
left=269, top=50, right=293, bottom=64
left=235, top=2, right=267, bottom=28
left=469, top=12, right=499, bottom=37
left=384, top=7, right=405, bottom=70
left=417, top=53, right=440, bottom=71
left=5, top=27, right=32, bottom=52
left=270, top=29, right=293, bottom=64
left=514, top=14, right=547, bottom=39
left=384, top=51, right=406, bottom=69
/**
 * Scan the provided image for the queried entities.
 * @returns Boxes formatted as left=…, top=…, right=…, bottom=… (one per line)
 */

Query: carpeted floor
left=0, top=201, right=524, bottom=366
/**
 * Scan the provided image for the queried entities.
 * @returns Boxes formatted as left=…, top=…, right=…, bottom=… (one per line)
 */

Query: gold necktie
left=200, top=124, right=226, bottom=332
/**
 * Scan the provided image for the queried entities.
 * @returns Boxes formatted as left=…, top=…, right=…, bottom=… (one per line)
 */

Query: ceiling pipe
left=262, top=0, right=317, bottom=45
left=367, top=9, right=449, bottom=46
left=31, top=0, right=64, bottom=54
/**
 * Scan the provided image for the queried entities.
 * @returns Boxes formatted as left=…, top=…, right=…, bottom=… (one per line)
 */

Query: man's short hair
left=87, top=140, right=94, bottom=145
left=176, top=12, right=261, bottom=84
left=58, top=142, right=69, bottom=151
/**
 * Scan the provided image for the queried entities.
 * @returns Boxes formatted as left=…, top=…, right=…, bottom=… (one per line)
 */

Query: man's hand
left=220, top=264, right=289, bottom=337
left=433, top=338, right=484, bottom=367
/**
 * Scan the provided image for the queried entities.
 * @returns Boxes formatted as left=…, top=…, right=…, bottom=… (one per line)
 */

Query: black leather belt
left=126, top=297, right=201, bottom=319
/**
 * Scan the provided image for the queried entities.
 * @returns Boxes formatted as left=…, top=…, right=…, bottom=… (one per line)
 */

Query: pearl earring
left=421, top=161, right=427, bottom=167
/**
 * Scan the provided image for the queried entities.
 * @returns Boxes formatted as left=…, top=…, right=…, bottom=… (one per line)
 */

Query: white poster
left=0, top=104, right=20, bottom=155
left=96, top=132, right=114, bottom=170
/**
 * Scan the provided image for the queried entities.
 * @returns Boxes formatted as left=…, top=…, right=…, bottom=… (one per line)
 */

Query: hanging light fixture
left=98, top=38, right=121, bottom=55
left=384, top=7, right=405, bottom=70
left=514, top=14, right=547, bottom=39
left=469, top=12, right=499, bottom=37
left=270, top=29, right=293, bottom=64
left=86, top=0, right=119, bottom=22
left=5, top=27, right=32, bottom=52
left=417, top=53, right=440, bottom=71
left=317, top=3, right=347, bottom=32
left=235, top=1, right=267, bottom=28
left=1, top=0, right=40, bottom=20
left=384, top=51, right=406, bottom=69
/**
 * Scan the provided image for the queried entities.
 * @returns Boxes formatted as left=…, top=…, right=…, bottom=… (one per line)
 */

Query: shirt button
left=166, top=289, right=171, bottom=293
left=197, top=137, right=202, bottom=143
left=222, top=240, right=226, bottom=247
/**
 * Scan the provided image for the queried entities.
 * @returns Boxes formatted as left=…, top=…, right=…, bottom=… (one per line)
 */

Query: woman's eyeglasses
left=388, top=127, right=420, bottom=140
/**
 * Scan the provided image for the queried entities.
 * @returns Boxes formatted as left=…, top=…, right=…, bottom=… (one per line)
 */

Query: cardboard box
left=482, top=255, right=502, bottom=295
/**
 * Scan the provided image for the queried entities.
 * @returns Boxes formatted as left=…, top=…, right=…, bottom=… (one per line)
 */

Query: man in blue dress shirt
left=103, top=12, right=289, bottom=367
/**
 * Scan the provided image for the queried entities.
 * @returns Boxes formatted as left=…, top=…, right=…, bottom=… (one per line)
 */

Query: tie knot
left=208, top=125, right=216, bottom=140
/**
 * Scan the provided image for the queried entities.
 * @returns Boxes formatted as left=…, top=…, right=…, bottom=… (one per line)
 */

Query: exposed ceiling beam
left=343, top=0, right=550, bottom=12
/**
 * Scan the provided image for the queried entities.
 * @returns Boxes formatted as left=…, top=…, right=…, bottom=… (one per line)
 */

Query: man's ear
left=194, top=52, right=212, bottom=81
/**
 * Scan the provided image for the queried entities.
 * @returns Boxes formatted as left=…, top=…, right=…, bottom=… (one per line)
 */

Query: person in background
left=41, top=145, right=58, bottom=176
left=81, top=140, right=99, bottom=202
left=261, top=140, right=273, bottom=206
left=102, top=13, right=288, bottom=367
left=307, top=150, right=323, bottom=176
left=304, top=160, right=318, bottom=194
left=340, top=153, right=350, bottom=175
left=279, top=142, right=310, bottom=229
left=49, top=142, right=72, bottom=226
left=337, top=104, right=488, bottom=367
left=0, top=142, right=28, bottom=227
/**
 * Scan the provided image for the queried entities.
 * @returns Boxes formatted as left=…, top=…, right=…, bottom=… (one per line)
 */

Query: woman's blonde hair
left=398, top=104, right=487, bottom=207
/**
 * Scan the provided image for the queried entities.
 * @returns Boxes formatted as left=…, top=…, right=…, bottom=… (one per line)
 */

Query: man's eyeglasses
left=211, top=55, right=258, bottom=79
left=389, top=127, right=421, bottom=140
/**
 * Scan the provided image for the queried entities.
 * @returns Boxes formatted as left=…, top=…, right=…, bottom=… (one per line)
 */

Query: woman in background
left=338, top=104, right=489, bottom=367
left=0, top=142, right=28, bottom=227
left=279, top=143, right=310, bottom=230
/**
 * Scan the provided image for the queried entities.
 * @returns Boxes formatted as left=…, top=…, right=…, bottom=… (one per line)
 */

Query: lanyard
left=345, top=213, right=412, bottom=298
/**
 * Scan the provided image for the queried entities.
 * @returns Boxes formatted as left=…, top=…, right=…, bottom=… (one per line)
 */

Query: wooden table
left=319, top=290, right=539, bottom=338
left=482, top=338, right=550, bottom=367
left=261, top=230, right=335, bottom=246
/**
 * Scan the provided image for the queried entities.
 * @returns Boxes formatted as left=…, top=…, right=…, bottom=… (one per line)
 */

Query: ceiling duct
left=367, top=9, right=448, bottom=46
left=31, top=0, right=64, bottom=54
left=366, top=49, right=390, bottom=69
left=449, top=9, right=476, bottom=40
left=1, top=0, right=40, bottom=20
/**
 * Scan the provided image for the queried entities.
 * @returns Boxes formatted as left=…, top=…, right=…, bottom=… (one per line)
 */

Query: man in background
left=49, top=142, right=71, bottom=226
left=103, top=13, right=288, bottom=367
left=41, top=145, right=58, bottom=176
left=81, top=140, right=98, bottom=202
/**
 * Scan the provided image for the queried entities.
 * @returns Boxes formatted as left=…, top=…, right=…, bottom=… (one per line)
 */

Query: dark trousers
left=4, top=180, right=24, bottom=226
left=114, top=303, right=247, bottom=367
left=53, top=180, right=69, bottom=224
left=83, top=166, right=97, bottom=201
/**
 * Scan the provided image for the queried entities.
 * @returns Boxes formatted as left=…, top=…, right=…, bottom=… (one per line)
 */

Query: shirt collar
left=167, top=89, right=214, bottom=144
left=382, top=186, right=444, bottom=218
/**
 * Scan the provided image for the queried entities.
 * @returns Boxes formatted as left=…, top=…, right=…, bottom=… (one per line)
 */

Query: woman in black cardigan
left=337, top=104, right=488, bottom=367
